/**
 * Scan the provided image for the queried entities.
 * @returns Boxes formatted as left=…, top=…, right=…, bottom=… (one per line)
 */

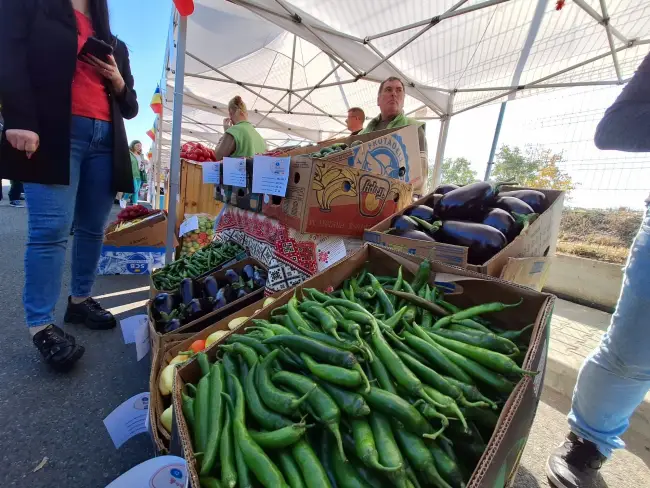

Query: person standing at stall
left=214, top=96, right=266, bottom=160
left=546, top=51, right=650, bottom=488
left=361, top=77, right=428, bottom=197
left=346, top=107, right=365, bottom=135
left=0, top=0, right=138, bottom=370
left=124, top=140, right=144, bottom=205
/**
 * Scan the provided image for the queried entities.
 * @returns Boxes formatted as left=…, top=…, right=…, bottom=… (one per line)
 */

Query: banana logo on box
left=313, top=163, right=358, bottom=211
left=348, top=133, right=409, bottom=181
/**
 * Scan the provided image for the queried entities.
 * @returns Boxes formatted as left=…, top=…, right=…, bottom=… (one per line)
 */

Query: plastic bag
left=179, top=213, right=216, bottom=256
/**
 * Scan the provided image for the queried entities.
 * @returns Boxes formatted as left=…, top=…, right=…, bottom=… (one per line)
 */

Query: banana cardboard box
left=261, top=156, right=413, bottom=237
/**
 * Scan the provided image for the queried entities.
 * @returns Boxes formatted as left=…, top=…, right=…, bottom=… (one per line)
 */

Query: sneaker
left=64, top=297, right=117, bottom=330
left=546, top=432, right=606, bottom=488
left=33, top=325, right=84, bottom=371
left=9, top=200, right=25, bottom=208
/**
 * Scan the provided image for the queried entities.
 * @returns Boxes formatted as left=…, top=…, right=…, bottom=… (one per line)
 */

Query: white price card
left=223, top=157, right=247, bottom=187
left=105, top=456, right=186, bottom=488
left=120, top=314, right=148, bottom=344
left=252, top=155, right=290, bottom=196
left=134, top=318, right=150, bottom=361
left=179, top=215, right=199, bottom=237
left=103, top=392, right=150, bottom=449
left=202, top=162, right=221, bottom=184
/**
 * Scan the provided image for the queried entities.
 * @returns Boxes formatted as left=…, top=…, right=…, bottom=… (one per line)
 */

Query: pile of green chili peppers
left=181, top=260, right=537, bottom=488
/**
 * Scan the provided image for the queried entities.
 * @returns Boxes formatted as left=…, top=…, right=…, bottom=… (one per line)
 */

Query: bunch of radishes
left=181, top=142, right=217, bottom=162
left=117, top=204, right=155, bottom=222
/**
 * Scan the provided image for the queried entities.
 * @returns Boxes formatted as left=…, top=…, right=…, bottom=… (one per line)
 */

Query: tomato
left=190, top=339, right=206, bottom=353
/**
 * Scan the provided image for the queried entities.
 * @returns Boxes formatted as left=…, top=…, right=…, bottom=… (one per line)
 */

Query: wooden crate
left=175, top=159, right=224, bottom=233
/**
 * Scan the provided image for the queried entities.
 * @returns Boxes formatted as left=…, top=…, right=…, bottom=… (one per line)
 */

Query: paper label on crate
left=105, top=456, right=186, bottom=487
left=179, top=215, right=199, bottom=237
left=120, top=314, right=148, bottom=344
left=223, top=157, right=247, bottom=187
left=135, top=318, right=150, bottom=361
left=202, top=162, right=221, bottom=184
left=252, top=155, right=290, bottom=196
left=103, top=392, right=150, bottom=449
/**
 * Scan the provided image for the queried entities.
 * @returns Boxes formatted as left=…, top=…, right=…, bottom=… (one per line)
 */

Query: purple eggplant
left=203, top=276, right=219, bottom=300
left=494, top=196, right=535, bottom=215
left=217, top=284, right=234, bottom=304
left=386, top=228, right=436, bottom=242
left=152, top=293, right=174, bottom=318
left=242, top=264, right=255, bottom=281
left=421, top=193, right=443, bottom=211
left=436, top=221, right=507, bottom=264
left=212, top=294, right=227, bottom=311
left=403, top=205, right=436, bottom=223
left=391, top=215, right=419, bottom=232
left=180, top=278, right=195, bottom=306
left=224, top=269, right=240, bottom=285
left=481, top=208, right=517, bottom=241
left=433, top=184, right=459, bottom=195
left=236, top=288, right=248, bottom=300
left=253, top=268, right=267, bottom=288
left=499, top=189, right=546, bottom=213
left=438, top=181, right=508, bottom=220
left=163, top=319, right=182, bottom=333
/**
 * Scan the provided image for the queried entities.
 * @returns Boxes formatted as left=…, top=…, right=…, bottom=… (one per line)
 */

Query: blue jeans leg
left=23, top=116, right=114, bottom=327
left=568, top=204, right=650, bottom=457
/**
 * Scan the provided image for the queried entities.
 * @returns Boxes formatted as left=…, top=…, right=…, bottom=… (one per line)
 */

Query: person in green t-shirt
left=124, top=140, right=143, bottom=205
left=214, top=96, right=266, bottom=160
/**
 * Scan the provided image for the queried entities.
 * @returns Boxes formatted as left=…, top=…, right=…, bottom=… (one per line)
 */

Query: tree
left=491, top=145, right=576, bottom=193
left=429, top=157, right=477, bottom=189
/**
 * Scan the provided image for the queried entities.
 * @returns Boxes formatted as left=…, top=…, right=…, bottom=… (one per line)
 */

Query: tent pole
left=154, top=114, right=163, bottom=208
left=484, top=102, right=506, bottom=181
left=165, top=14, right=188, bottom=263
left=288, top=34, right=297, bottom=110
left=599, top=0, right=623, bottom=83
left=573, top=0, right=628, bottom=43
left=431, top=117, right=451, bottom=189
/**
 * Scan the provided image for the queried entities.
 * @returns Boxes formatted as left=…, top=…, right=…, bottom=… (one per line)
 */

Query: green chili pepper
left=441, top=375, right=498, bottom=410
left=300, top=353, right=363, bottom=389
left=220, top=343, right=260, bottom=369
left=256, top=350, right=314, bottom=416
left=313, top=378, right=371, bottom=418
left=297, top=327, right=365, bottom=355
left=252, top=319, right=293, bottom=336
left=410, top=260, right=431, bottom=293
left=498, top=323, right=535, bottom=342
left=199, top=477, right=223, bottom=488
left=361, top=387, right=434, bottom=438
left=351, top=418, right=402, bottom=472
left=301, top=303, right=344, bottom=341
left=181, top=392, right=195, bottom=433
left=226, top=334, right=272, bottom=358
left=196, top=352, right=211, bottom=377
left=277, top=449, right=306, bottom=488
left=368, top=411, right=409, bottom=488
left=291, top=438, right=333, bottom=488
left=263, top=334, right=359, bottom=369
left=433, top=298, right=524, bottom=329
left=244, top=364, right=294, bottom=430
left=321, top=298, right=372, bottom=317
left=201, top=362, right=224, bottom=475
left=429, top=441, right=467, bottom=488
left=273, top=371, right=346, bottom=462
left=404, top=329, right=474, bottom=384
left=304, top=288, right=331, bottom=304
left=435, top=327, right=519, bottom=355
left=219, top=407, right=237, bottom=488
left=248, top=421, right=308, bottom=449
left=329, top=428, right=375, bottom=488
left=368, top=274, right=394, bottom=317
left=385, top=289, right=450, bottom=317
left=194, top=373, right=211, bottom=455
left=275, top=314, right=302, bottom=334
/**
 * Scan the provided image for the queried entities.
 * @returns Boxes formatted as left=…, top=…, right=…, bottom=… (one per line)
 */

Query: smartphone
left=78, top=36, right=113, bottom=62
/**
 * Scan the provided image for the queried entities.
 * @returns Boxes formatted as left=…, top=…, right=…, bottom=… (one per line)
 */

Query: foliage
left=428, top=157, right=477, bottom=189
left=491, top=145, right=576, bottom=193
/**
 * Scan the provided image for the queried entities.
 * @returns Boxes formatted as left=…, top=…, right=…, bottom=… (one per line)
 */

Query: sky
left=108, top=0, right=173, bottom=153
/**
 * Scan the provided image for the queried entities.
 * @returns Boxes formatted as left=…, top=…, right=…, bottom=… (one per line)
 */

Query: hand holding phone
left=78, top=36, right=113, bottom=62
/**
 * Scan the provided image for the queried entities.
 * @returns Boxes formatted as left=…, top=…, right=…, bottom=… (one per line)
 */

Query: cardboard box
left=363, top=186, right=565, bottom=289
left=261, top=157, right=413, bottom=237
left=172, top=244, right=554, bottom=488
left=98, top=211, right=176, bottom=276
left=276, top=125, right=424, bottom=191
left=148, top=257, right=266, bottom=351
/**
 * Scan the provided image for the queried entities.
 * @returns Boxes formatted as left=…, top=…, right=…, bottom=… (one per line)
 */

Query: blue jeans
left=568, top=204, right=650, bottom=457
left=23, top=116, right=115, bottom=327
left=124, top=178, right=141, bottom=204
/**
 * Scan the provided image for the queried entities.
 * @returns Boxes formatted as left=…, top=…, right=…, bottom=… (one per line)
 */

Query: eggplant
left=421, top=193, right=443, bottom=211
left=203, top=276, right=219, bottom=300
left=180, top=278, right=195, bottom=306
left=499, top=189, right=546, bottom=213
left=212, top=294, right=227, bottom=311
left=481, top=208, right=518, bottom=242
left=224, top=269, right=240, bottom=285
left=433, top=183, right=459, bottom=195
left=386, top=228, right=436, bottom=242
left=403, top=205, right=436, bottom=223
left=438, top=181, right=506, bottom=220
left=493, top=196, right=535, bottom=215
left=236, top=288, right=248, bottom=299
left=242, top=264, right=255, bottom=281
left=163, top=319, right=182, bottom=334
left=152, top=293, right=174, bottom=318
left=391, top=215, right=419, bottom=232
left=253, top=268, right=267, bottom=288
left=435, top=221, right=507, bottom=265
left=217, top=284, right=234, bottom=304
left=186, top=298, right=205, bottom=319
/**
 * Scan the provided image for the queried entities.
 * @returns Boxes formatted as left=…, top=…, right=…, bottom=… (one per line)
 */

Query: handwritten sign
left=202, top=162, right=221, bottom=184
left=252, top=156, right=290, bottom=196
left=223, top=157, right=247, bottom=187
left=179, top=215, right=199, bottom=237
left=103, top=392, right=150, bottom=449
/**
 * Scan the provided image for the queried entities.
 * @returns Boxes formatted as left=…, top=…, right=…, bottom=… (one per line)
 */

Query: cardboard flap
left=499, top=256, right=553, bottom=291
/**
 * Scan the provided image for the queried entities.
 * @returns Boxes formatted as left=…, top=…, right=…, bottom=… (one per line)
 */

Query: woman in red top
left=0, top=0, right=138, bottom=370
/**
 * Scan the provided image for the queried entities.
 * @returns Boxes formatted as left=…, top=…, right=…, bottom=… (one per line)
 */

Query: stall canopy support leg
left=431, top=115, right=451, bottom=189
left=484, top=101, right=507, bottom=181
left=165, top=14, right=188, bottom=263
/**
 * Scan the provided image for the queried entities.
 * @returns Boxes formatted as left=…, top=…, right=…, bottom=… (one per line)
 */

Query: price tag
left=134, top=319, right=150, bottom=361
left=222, top=157, right=247, bottom=187
left=202, top=162, right=221, bottom=184
left=179, top=215, right=199, bottom=237
left=252, top=156, right=290, bottom=196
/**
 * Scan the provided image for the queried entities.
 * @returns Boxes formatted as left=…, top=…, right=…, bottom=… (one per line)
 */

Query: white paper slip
left=105, top=455, right=186, bottom=488
left=135, top=319, right=150, bottom=361
left=223, top=157, right=247, bottom=187
left=120, top=314, right=148, bottom=345
left=179, top=215, right=199, bottom=237
left=252, top=155, right=290, bottom=196
left=202, top=162, right=221, bottom=184
left=103, top=392, right=150, bottom=449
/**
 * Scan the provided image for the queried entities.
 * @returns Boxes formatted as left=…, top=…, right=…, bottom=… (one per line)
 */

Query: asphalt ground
left=0, top=183, right=648, bottom=487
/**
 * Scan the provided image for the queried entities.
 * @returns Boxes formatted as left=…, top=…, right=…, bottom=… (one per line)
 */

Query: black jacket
left=0, top=0, right=138, bottom=192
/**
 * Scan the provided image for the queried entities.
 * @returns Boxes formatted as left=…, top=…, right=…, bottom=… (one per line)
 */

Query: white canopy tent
left=157, top=0, right=650, bottom=258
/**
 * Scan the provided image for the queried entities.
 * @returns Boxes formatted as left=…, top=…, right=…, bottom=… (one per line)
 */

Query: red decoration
left=556, top=0, right=566, bottom=10
left=173, top=0, right=195, bottom=16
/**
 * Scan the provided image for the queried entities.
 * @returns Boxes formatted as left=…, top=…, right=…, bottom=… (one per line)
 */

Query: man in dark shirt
left=546, top=52, right=650, bottom=488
